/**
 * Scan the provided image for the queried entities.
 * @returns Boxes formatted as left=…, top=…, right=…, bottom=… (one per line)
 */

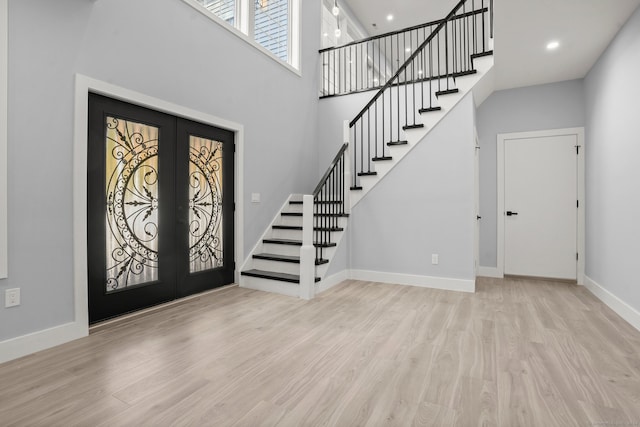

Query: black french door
left=87, top=94, right=234, bottom=324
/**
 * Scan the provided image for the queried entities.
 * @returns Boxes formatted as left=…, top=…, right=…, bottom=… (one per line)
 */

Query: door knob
left=506, top=211, right=518, bottom=216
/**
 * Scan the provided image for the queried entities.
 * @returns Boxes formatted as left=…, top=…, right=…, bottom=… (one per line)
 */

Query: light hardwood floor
left=1, top=277, right=640, bottom=426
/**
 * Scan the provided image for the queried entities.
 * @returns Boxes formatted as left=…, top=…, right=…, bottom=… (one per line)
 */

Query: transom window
left=190, top=0, right=299, bottom=70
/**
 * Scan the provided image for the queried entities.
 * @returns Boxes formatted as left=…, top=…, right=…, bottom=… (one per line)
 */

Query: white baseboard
left=0, top=321, right=88, bottom=364
left=584, top=276, right=640, bottom=332
left=349, top=269, right=475, bottom=293
left=239, top=275, right=300, bottom=298
left=316, top=270, right=349, bottom=294
left=477, top=266, right=503, bottom=278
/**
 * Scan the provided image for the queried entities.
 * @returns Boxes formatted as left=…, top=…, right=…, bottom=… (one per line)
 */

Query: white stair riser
left=262, top=243, right=301, bottom=257
left=419, top=109, right=446, bottom=128
left=277, top=216, right=303, bottom=227
left=240, top=276, right=300, bottom=298
left=473, top=56, right=493, bottom=75
left=284, top=204, right=303, bottom=214
left=270, top=228, right=302, bottom=240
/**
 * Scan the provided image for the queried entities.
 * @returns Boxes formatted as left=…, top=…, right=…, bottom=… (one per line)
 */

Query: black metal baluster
left=437, top=31, right=441, bottom=93
left=352, top=126, right=357, bottom=188
left=482, top=0, right=486, bottom=52
left=411, top=31, right=416, bottom=126
left=382, top=83, right=385, bottom=149
left=375, top=102, right=378, bottom=159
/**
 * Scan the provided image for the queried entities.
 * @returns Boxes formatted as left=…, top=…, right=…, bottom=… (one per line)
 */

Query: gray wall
left=316, top=91, right=372, bottom=173
left=0, top=0, right=321, bottom=341
left=350, top=94, right=476, bottom=279
left=584, top=6, right=640, bottom=312
left=476, top=80, right=585, bottom=268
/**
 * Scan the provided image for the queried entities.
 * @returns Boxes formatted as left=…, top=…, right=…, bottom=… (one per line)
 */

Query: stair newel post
left=299, top=194, right=315, bottom=300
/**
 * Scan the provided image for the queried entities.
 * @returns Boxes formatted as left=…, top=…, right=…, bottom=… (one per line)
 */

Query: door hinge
left=233, top=202, right=236, bottom=211
left=577, top=200, right=579, bottom=208
left=576, top=145, right=581, bottom=155
left=576, top=252, right=579, bottom=261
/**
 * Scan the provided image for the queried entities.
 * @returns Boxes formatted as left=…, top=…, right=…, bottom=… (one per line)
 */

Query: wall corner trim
left=349, top=269, right=475, bottom=293
left=316, top=270, right=349, bottom=294
left=0, top=0, right=8, bottom=279
left=584, top=276, right=640, bottom=332
left=477, top=266, right=503, bottom=278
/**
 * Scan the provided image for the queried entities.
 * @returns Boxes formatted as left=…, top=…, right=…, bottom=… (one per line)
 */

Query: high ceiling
left=342, top=0, right=640, bottom=90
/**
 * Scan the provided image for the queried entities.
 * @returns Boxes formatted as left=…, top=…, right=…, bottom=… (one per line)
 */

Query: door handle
left=476, top=215, right=482, bottom=220
left=506, top=211, right=518, bottom=216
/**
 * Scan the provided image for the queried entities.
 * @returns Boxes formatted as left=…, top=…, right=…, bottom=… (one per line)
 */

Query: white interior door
left=504, top=134, right=578, bottom=280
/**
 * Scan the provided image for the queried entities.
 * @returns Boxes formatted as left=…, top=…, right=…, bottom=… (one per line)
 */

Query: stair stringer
left=350, top=54, right=494, bottom=209
left=239, top=195, right=300, bottom=297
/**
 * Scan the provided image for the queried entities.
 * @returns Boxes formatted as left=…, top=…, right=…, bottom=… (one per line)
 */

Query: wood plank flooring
left=1, top=277, right=640, bottom=426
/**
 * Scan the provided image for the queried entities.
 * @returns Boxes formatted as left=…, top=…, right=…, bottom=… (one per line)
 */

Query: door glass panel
left=189, top=136, right=224, bottom=273
left=105, top=117, right=159, bottom=292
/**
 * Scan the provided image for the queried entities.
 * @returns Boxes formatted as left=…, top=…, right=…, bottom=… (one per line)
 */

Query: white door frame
left=497, top=127, right=585, bottom=284
left=73, top=74, right=245, bottom=332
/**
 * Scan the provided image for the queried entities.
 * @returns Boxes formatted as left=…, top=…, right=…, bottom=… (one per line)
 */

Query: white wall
left=349, top=94, right=476, bottom=280
left=584, top=6, right=640, bottom=313
left=0, top=0, right=320, bottom=342
left=476, top=80, right=585, bottom=268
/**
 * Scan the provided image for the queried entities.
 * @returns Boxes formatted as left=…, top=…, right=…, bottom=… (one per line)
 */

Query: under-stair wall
left=348, top=93, right=477, bottom=291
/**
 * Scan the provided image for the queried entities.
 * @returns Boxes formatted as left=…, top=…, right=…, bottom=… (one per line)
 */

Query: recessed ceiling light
left=387, top=14, right=394, bottom=21
left=546, top=40, right=560, bottom=50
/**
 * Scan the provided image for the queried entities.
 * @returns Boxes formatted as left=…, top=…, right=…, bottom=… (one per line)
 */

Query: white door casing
left=497, top=128, right=585, bottom=283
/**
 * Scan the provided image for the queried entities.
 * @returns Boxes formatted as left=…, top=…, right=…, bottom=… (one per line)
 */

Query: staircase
left=240, top=0, right=494, bottom=298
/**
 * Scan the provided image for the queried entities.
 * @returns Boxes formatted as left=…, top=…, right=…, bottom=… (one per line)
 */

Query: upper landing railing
left=319, top=1, right=491, bottom=98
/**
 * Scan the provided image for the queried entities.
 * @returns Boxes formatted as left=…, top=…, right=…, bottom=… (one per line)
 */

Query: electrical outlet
left=431, top=254, right=439, bottom=265
left=251, top=193, right=261, bottom=203
left=5, top=288, right=20, bottom=308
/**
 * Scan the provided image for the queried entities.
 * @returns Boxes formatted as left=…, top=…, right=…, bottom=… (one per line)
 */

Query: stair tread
left=350, top=186, right=363, bottom=191
left=253, top=253, right=301, bottom=263
left=289, top=200, right=342, bottom=205
left=264, top=238, right=302, bottom=246
left=471, top=50, right=493, bottom=59
left=263, top=238, right=340, bottom=247
left=436, top=88, right=459, bottom=96
left=403, top=124, right=424, bottom=130
left=241, top=269, right=320, bottom=284
left=419, top=106, right=442, bottom=113
left=372, top=156, right=392, bottom=161
left=281, top=212, right=348, bottom=217
left=253, top=253, right=329, bottom=265
left=452, top=69, right=477, bottom=78
left=272, top=225, right=344, bottom=232
left=387, top=140, right=408, bottom=146
left=357, top=171, right=377, bottom=177
left=273, top=225, right=303, bottom=230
